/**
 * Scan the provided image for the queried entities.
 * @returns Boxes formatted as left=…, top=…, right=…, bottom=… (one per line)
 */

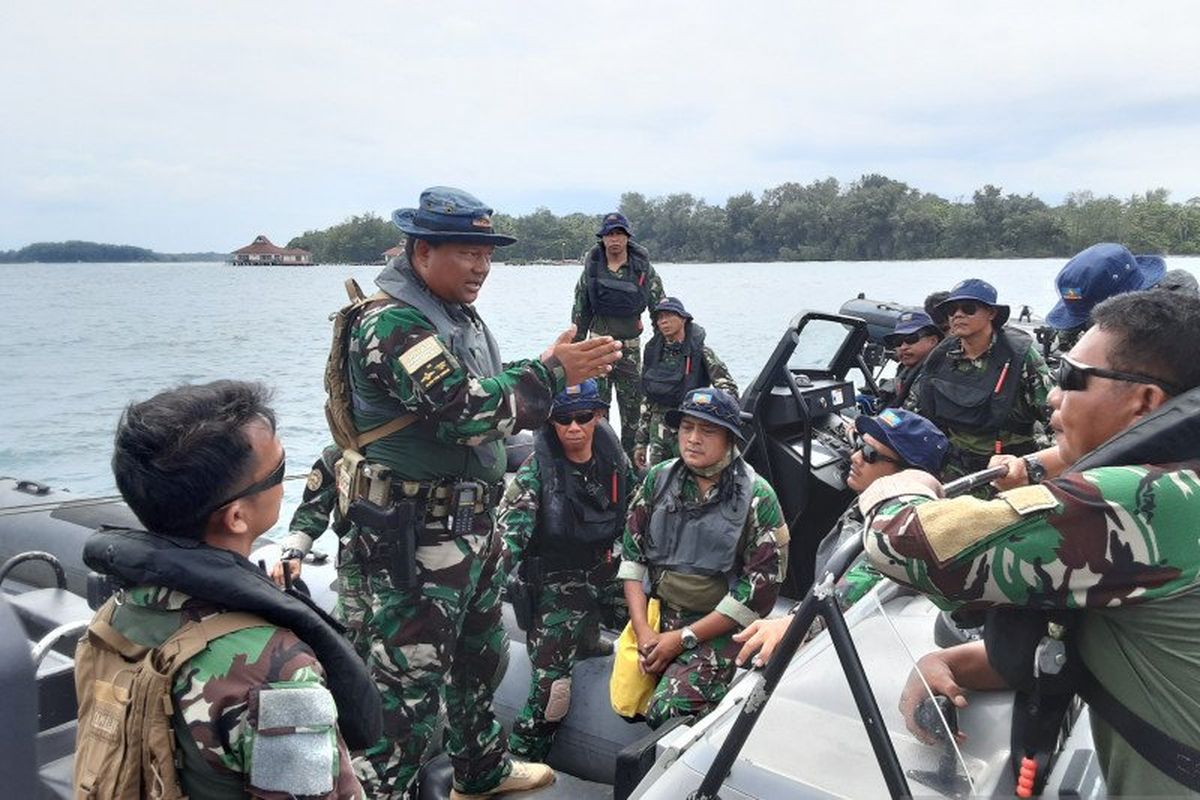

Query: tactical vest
left=353, top=258, right=506, bottom=481
left=82, top=527, right=382, bottom=751
left=918, top=327, right=1034, bottom=435
left=532, top=420, right=629, bottom=570
left=641, top=323, right=709, bottom=408
left=74, top=598, right=267, bottom=800
left=643, top=458, right=755, bottom=583
left=584, top=243, right=652, bottom=338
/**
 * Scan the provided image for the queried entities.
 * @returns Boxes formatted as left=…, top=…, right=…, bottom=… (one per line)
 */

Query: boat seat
left=37, top=650, right=77, bottom=732
left=37, top=721, right=75, bottom=800
left=9, top=588, right=93, bottom=655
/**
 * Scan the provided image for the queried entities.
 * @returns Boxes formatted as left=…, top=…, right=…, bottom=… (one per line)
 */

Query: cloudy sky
left=3, top=2, right=1199, bottom=252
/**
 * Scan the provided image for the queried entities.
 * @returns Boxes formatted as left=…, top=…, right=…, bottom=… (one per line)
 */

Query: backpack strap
left=155, top=611, right=272, bottom=673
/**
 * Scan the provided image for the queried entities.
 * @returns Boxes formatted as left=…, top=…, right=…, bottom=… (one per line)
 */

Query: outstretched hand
left=543, top=325, right=622, bottom=385
left=733, top=616, right=791, bottom=668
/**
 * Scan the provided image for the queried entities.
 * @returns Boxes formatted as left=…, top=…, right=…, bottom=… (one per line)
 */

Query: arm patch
left=399, top=335, right=457, bottom=391
left=914, top=484, right=1057, bottom=565
left=249, top=685, right=337, bottom=796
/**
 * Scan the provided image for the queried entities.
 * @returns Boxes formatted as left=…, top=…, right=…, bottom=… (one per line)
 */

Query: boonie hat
left=1046, top=243, right=1165, bottom=330
left=596, top=212, right=633, bottom=238
left=883, top=311, right=942, bottom=346
left=652, top=296, right=693, bottom=321
left=551, top=380, right=608, bottom=416
left=392, top=186, right=517, bottom=246
left=1156, top=268, right=1200, bottom=296
left=665, top=387, right=747, bottom=443
left=938, top=278, right=1010, bottom=328
left=856, top=408, right=949, bottom=475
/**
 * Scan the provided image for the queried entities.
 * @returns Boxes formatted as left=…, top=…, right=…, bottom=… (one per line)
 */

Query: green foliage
left=0, top=241, right=224, bottom=263
left=287, top=213, right=401, bottom=264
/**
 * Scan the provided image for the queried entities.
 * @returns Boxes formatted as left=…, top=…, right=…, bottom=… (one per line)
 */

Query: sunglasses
left=853, top=436, right=905, bottom=467
left=889, top=332, right=929, bottom=346
left=193, top=451, right=286, bottom=521
left=1056, top=356, right=1180, bottom=395
left=551, top=411, right=597, bottom=426
left=944, top=301, right=983, bottom=316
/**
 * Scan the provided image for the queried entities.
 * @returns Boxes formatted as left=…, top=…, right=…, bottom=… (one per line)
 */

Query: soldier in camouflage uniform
left=734, top=409, right=949, bottom=665
left=619, top=387, right=788, bottom=728
left=270, top=444, right=372, bottom=660
left=81, top=380, right=369, bottom=798
left=907, top=279, right=1052, bottom=483
left=572, top=212, right=666, bottom=459
left=341, top=188, right=621, bottom=799
left=634, top=297, right=738, bottom=469
left=497, top=380, right=637, bottom=761
left=862, top=290, right=1200, bottom=795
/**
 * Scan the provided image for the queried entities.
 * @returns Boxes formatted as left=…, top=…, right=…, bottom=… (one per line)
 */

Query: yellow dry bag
left=609, top=598, right=661, bottom=719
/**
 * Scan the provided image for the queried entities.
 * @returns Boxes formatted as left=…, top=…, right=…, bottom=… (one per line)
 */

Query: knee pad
left=544, top=678, right=572, bottom=722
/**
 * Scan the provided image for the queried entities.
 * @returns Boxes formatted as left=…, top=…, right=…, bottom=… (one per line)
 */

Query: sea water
left=4, top=257, right=1197, bottom=535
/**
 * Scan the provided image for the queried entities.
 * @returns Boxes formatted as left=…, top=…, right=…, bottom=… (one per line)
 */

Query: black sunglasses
left=1057, top=356, right=1180, bottom=396
left=889, top=331, right=930, bottom=346
left=192, top=451, right=286, bottom=521
left=854, top=436, right=905, bottom=467
left=944, top=301, right=983, bottom=316
left=551, top=411, right=597, bottom=426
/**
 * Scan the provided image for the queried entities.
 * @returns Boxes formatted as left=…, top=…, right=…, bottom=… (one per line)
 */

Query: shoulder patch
left=399, top=335, right=455, bottom=390
left=915, top=496, right=1023, bottom=566
left=305, top=468, right=323, bottom=492
left=249, top=685, right=337, bottom=796
left=999, top=484, right=1058, bottom=515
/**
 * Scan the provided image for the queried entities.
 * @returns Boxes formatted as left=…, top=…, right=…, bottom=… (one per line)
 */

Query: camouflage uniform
left=904, top=334, right=1052, bottom=481
left=618, top=459, right=788, bottom=728
left=636, top=347, right=738, bottom=466
left=497, top=452, right=637, bottom=760
left=115, top=585, right=362, bottom=799
left=571, top=245, right=666, bottom=456
left=278, top=445, right=371, bottom=660
left=345, top=262, right=565, bottom=797
left=861, top=464, right=1200, bottom=796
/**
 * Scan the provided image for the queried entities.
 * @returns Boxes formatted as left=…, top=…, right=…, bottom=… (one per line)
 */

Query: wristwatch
left=1023, top=454, right=1047, bottom=484
left=680, top=626, right=699, bottom=650
left=280, top=547, right=306, bottom=562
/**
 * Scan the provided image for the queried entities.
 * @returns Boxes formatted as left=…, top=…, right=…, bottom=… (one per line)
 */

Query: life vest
left=349, top=257, right=507, bottom=479
left=531, top=419, right=630, bottom=570
left=918, top=327, right=1034, bottom=435
left=642, top=458, right=755, bottom=582
left=81, top=527, right=383, bottom=751
left=641, top=323, right=709, bottom=408
left=584, top=242, right=653, bottom=325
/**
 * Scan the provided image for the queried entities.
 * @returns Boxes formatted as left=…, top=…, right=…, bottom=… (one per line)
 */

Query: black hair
left=403, top=236, right=441, bottom=263
left=111, top=380, right=276, bottom=539
left=924, top=291, right=951, bottom=330
left=1091, top=291, right=1200, bottom=394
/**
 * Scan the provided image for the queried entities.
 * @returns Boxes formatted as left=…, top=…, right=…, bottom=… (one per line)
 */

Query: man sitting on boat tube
left=618, top=387, right=788, bottom=728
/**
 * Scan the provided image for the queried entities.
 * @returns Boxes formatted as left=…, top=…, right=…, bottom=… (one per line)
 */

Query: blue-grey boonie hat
left=392, top=186, right=517, bottom=246
left=938, top=278, right=1010, bottom=328
left=652, top=296, right=693, bottom=321
left=884, top=311, right=941, bottom=346
left=665, top=387, right=747, bottom=443
left=856, top=408, right=949, bottom=475
left=1046, top=243, right=1166, bottom=330
left=551, top=380, right=608, bottom=416
left=596, top=211, right=633, bottom=238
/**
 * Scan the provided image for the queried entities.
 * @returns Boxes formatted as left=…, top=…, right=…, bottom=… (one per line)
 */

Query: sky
left=3, top=1, right=1200, bottom=253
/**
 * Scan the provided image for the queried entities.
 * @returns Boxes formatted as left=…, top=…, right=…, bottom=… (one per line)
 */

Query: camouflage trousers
left=333, top=559, right=372, bottom=662
left=645, top=606, right=740, bottom=730
left=351, top=516, right=512, bottom=799
left=508, top=558, right=628, bottom=761
left=595, top=336, right=643, bottom=458
left=641, top=405, right=680, bottom=467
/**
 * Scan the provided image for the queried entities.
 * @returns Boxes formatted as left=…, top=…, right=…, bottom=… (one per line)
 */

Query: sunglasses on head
left=192, top=451, right=286, bottom=522
left=853, top=435, right=905, bottom=467
left=551, top=411, right=597, bottom=426
left=944, top=301, right=983, bottom=316
left=1056, top=356, right=1180, bottom=395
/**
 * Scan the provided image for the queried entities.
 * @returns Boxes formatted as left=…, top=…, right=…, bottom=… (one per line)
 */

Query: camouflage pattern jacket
left=115, top=586, right=362, bottom=799
left=859, top=463, right=1200, bottom=795
left=617, top=459, right=789, bottom=628
left=634, top=345, right=739, bottom=448
left=571, top=244, right=666, bottom=341
left=279, top=444, right=343, bottom=557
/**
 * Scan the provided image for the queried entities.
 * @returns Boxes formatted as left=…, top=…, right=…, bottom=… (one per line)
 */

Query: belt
left=391, top=479, right=503, bottom=517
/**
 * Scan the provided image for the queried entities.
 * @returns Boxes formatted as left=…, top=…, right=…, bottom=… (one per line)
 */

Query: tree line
left=0, top=241, right=225, bottom=263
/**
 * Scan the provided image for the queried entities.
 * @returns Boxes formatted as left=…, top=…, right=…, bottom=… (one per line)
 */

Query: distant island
left=0, top=241, right=226, bottom=264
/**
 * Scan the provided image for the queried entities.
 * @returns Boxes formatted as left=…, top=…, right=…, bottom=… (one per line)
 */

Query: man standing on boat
left=498, top=380, right=636, bottom=761
left=572, top=211, right=666, bottom=459
left=337, top=187, right=621, bottom=799
left=877, top=310, right=942, bottom=409
left=634, top=296, right=738, bottom=469
left=911, top=278, right=1052, bottom=481
left=620, top=387, right=788, bottom=728
left=862, top=289, right=1200, bottom=795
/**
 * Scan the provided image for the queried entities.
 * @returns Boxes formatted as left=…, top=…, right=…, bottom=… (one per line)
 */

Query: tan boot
left=448, top=762, right=555, bottom=799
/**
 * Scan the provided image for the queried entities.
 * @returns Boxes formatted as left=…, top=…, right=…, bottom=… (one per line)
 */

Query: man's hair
left=924, top=291, right=951, bottom=329
left=1091, top=291, right=1200, bottom=394
left=404, top=236, right=441, bottom=262
left=111, top=380, right=276, bottom=539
